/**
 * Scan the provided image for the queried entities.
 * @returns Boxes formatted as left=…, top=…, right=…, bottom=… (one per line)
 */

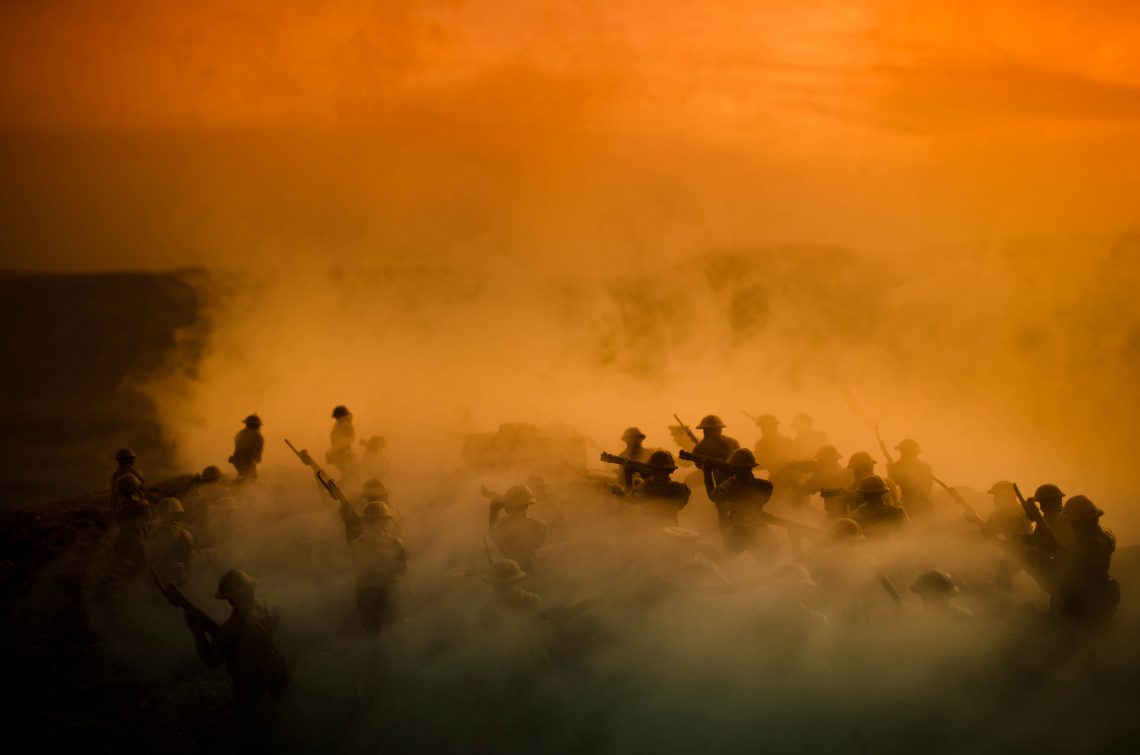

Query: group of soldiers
left=101, top=406, right=1121, bottom=732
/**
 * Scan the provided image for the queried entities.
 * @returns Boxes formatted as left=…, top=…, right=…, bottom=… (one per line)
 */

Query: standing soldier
left=149, top=498, right=195, bottom=588
left=707, top=448, right=776, bottom=557
left=850, top=475, right=909, bottom=538
left=751, top=414, right=793, bottom=472
left=182, top=569, right=291, bottom=723
left=1049, top=496, right=1119, bottom=625
left=491, top=485, right=549, bottom=578
left=327, top=405, right=356, bottom=476
left=229, top=414, right=264, bottom=481
left=341, top=499, right=407, bottom=635
left=800, top=445, right=854, bottom=519
left=110, top=447, right=144, bottom=497
left=629, top=451, right=692, bottom=524
left=358, top=435, right=391, bottom=480
left=790, top=413, right=828, bottom=461
left=618, top=427, right=652, bottom=463
left=835, top=451, right=879, bottom=518
left=1031, top=484, right=1074, bottom=550
left=691, top=415, right=741, bottom=485
left=886, top=439, right=933, bottom=517
left=110, top=474, right=150, bottom=578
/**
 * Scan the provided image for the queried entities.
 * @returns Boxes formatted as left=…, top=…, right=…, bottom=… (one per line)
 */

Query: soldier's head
left=1060, top=495, right=1103, bottom=532
left=857, top=474, right=888, bottom=504
left=756, top=414, right=779, bottom=434
left=114, top=447, right=137, bottom=466
left=362, top=501, right=397, bottom=530
left=115, top=473, right=143, bottom=499
left=621, top=427, right=646, bottom=448
left=484, top=559, right=527, bottom=590
left=791, top=413, right=814, bottom=432
left=156, top=497, right=185, bottom=523
left=243, top=414, right=262, bottom=429
left=215, top=569, right=257, bottom=607
left=727, top=448, right=758, bottom=476
left=332, top=405, right=352, bottom=421
left=362, top=478, right=390, bottom=503
left=814, top=445, right=842, bottom=466
left=910, top=569, right=959, bottom=604
left=200, top=465, right=223, bottom=482
left=502, top=484, right=536, bottom=514
left=895, top=439, right=921, bottom=458
left=847, top=451, right=876, bottom=478
left=360, top=435, right=387, bottom=454
left=648, top=450, right=678, bottom=480
left=697, top=415, right=726, bottom=438
left=826, top=517, right=865, bottom=546
left=1030, top=483, right=1065, bottom=513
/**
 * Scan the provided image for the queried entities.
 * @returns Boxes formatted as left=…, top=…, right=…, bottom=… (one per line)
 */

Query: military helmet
left=360, top=435, right=387, bottom=450
left=484, top=559, right=527, bottom=583
left=621, top=426, right=647, bottom=441
left=332, top=405, right=351, bottom=419
left=115, top=473, right=143, bottom=494
left=243, top=414, right=262, bottom=427
left=895, top=438, right=921, bottom=454
left=728, top=448, right=759, bottom=469
left=814, top=445, right=842, bottom=463
left=114, top=447, right=137, bottom=462
left=857, top=474, right=888, bottom=496
left=756, top=413, right=779, bottom=427
left=1032, top=483, right=1065, bottom=502
left=525, top=474, right=548, bottom=493
left=1060, top=495, right=1103, bottom=521
left=987, top=480, right=1015, bottom=496
left=663, top=526, right=701, bottom=541
left=827, top=517, right=865, bottom=543
left=911, top=569, right=959, bottom=597
left=362, top=501, right=396, bottom=520
left=697, top=415, right=726, bottom=429
left=200, top=465, right=222, bottom=482
left=502, top=484, right=536, bottom=510
left=648, top=450, right=678, bottom=471
left=362, top=478, right=389, bottom=501
left=157, top=497, right=185, bottom=515
left=847, top=451, right=875, bottom=469
left=215, top=569, right=257, bottom=599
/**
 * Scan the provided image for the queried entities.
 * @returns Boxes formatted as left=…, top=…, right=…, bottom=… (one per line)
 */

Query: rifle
left=151, top=569, right=220, bottom=634
left=677, top=449, right=738, bottom=474
left=600, top=451, right=659, bottom=490
left=285, top=438, right=351, bottom=508
left=673, top=414, right=699, bottom=445
left=739, top=410, right=758, bottom=425
left=932, top=477, right=985, bottom=528
left=874, top=425, right=895, bottom=467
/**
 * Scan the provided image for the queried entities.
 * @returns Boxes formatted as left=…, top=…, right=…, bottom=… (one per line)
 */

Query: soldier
left=110, top=447, right=144, bottom=498
left=186, top=465, right=227, bottom=509
left=835, top=451, right=878, bottom=518
left=327, top=405, right=356, bottom=476
left=800, top=445, right=855, bottom=519
left=229, top=414, right=264, bottom=481
left=358, top=435, right=391, bottom=480
left=984, top=481, right=1032, bottom=538
left=110, top=474, right=150, bottom=578
left=886, top=439, right=933, bottom=516
left=526, top=473, right=566, bottom=541
left=629, top=450, right=692, bottom=524
left=790, top=413, right=828, bottom=461
left=850, top=475, right=908, bottom=538
left=910, top=570, right=974, bottom=621
left=691, top=415, right=741, bottom=485
left=708, top=448, right=776, bottom=556
left=1031, top=483, right=1073, bottom=550
left=1048, top=496, right=1119, bottom=625
left=341, top=500, right=407, bottom=634
left=618, top=427, right=652, bottom=463
left=184, top=569, right=290, bottom=721
left=751, top=414, right=793, bottom=472
left=491, top=485, right=549, bottom=577
left=149, top=497, right=195, bottom=588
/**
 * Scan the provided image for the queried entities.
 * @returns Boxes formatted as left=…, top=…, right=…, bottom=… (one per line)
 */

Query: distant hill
left=0, top=270, right=211, bottom=507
